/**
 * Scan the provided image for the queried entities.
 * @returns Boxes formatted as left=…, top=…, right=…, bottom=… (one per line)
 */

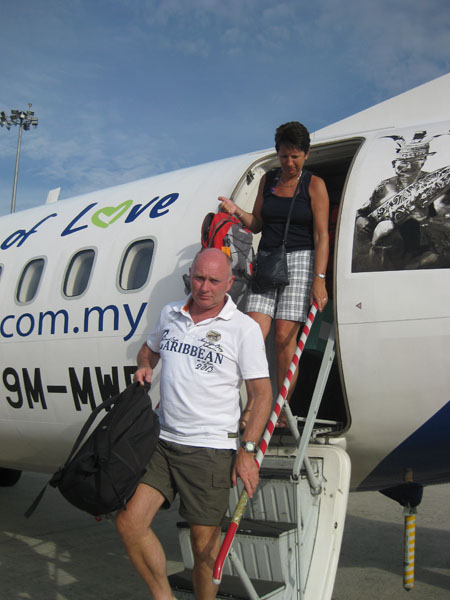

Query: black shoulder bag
left=251, top=174, right=302, bottom=293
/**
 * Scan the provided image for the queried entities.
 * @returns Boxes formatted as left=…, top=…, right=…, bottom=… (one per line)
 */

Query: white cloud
left=312, top=0, right=450, bottom=94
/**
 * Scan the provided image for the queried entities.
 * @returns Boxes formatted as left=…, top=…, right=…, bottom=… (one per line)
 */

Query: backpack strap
left=201, top=213, right=215, bottom=248
left=24, top=481, right=50, bottom=518
left=52, top=391, right=119, bottom=481
left=208, top=214, right=240, bottom=248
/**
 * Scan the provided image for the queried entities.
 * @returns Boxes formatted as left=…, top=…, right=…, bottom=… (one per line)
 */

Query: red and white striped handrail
left=212, top=302, right=318, bottom=585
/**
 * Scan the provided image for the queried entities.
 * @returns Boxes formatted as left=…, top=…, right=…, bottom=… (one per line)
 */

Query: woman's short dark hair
left=275, top=121, right=310, bottom=153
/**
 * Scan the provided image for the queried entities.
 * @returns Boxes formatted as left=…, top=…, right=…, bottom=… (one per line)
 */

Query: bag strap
left=201, top=212, right=215, bottom=247
left=281, top=172, right=303, bottom=246
left=56, top=389, right=121, bottom=471
left=207, top=214, right=239, bottom=248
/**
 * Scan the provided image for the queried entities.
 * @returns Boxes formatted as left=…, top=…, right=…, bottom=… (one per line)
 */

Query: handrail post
left=228, top=547, right=261, bottom=600
left=292, top=326, right=336, bottom=479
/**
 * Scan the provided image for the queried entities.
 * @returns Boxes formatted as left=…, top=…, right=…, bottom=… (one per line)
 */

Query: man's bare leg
left=190, top=523, right=222, bottom=600
left=116, top=483, right=176, bottom=599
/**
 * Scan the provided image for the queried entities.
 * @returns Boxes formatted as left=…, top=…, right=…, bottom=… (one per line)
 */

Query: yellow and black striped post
left=403, top=506, right=416, bottom=591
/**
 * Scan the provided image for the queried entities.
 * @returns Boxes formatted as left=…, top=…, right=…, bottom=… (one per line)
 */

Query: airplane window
left=119, top=239, right=154, bottom=291
left=63, top=249, right=96, bottom=297
left=17, top=258, right=45, bottom=303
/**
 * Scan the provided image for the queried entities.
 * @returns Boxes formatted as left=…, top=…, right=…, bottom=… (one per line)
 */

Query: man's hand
left=232, top=448, right=259, bottom=498
left=234, top=377, right=271, bottom=497
left=133, top=343, right=160, bottom=386
left=133, top=366, right=153, bottom=387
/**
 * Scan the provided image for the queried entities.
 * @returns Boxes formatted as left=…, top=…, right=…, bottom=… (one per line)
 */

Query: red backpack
left=201, top=212, right=254, bottom=306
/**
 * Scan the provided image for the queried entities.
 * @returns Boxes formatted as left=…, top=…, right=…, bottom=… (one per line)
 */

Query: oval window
left=64, top=249, right=95, bottom=297
left=119, top=239, right=154, bottom=291
left=17, top=258, right=45, bottom=303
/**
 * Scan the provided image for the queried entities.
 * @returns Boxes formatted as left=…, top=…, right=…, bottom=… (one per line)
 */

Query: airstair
left=169, top=306, right=351, bottom=599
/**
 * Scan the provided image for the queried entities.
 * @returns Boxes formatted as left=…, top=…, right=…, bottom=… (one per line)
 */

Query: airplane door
left=334, top=123, right=450, bottom=489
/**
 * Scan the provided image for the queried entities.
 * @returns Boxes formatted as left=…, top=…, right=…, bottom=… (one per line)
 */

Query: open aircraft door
left=334, top=122, right=450, bottom=490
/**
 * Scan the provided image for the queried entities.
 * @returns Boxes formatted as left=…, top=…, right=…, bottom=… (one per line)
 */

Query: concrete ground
left=0, top=472, right=449, bottom=599
left=333, top=482, right=450, bottom=599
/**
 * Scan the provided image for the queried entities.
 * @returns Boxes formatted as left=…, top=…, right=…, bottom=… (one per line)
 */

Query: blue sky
left=0, top=0, right=449, bottom=216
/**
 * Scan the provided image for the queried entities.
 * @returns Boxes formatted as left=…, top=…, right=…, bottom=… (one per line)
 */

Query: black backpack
left=25, top=382, right=159, bottom=518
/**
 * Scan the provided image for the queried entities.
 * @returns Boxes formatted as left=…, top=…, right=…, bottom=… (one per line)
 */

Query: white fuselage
left=1, top=76, right=450, bottom=492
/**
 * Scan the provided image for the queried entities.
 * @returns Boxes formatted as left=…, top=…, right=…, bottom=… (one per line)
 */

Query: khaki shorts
left=141, top=439, right=234, bottom=526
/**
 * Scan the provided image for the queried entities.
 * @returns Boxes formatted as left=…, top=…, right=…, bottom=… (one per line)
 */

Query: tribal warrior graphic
left=352, top=131, right=450, bottom=272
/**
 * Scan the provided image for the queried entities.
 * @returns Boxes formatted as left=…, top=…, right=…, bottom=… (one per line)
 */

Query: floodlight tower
left=0, top=104, right=38, bottom=213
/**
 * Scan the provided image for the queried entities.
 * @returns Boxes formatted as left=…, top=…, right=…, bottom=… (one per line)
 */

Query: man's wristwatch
left=240, top=440, right=257, bottom=453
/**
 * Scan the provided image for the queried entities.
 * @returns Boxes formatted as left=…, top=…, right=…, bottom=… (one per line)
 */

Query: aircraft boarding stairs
left=169, top=311, right=351, bottom=600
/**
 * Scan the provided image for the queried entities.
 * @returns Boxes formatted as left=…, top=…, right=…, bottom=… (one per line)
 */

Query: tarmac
left=0, top=471, right=449, bottom=599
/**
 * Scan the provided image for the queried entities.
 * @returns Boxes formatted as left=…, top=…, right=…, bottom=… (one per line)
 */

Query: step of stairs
left=229, top=455, right=322, bottom=525
left=177, top=457, right=322, bottom=598
left=169, top=568, right=286, bottom=599
left=172, top=453, right=328, bottom=599
left=177, top=518, right=297, bottom=582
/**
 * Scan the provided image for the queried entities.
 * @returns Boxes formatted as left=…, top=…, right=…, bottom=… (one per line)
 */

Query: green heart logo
left=91, top=200, right=133, bottom=228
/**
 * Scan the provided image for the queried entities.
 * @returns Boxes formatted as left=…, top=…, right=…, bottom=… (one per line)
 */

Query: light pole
left=0, top=104, right=38, bottom=213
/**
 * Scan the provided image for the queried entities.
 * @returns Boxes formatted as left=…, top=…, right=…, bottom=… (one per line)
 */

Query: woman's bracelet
left=314, top=273, right=326, bottom=279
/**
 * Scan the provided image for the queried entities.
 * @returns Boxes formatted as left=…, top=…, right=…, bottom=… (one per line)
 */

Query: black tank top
left=259, top=168, right=314, bottom=251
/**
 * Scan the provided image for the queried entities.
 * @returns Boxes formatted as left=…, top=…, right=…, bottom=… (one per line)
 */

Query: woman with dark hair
left=219, top=121, right=329, bottom=427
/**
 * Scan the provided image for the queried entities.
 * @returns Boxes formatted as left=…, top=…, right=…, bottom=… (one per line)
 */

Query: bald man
left=116, top=248, right=272, bottom=600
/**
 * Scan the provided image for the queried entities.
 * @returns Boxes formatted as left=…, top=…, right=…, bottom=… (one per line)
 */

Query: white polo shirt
left=147, top=294, right=269, bottom=449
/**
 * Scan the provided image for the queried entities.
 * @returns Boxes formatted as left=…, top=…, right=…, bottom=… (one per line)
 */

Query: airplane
left=0, top=73, right=449, bottom=599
